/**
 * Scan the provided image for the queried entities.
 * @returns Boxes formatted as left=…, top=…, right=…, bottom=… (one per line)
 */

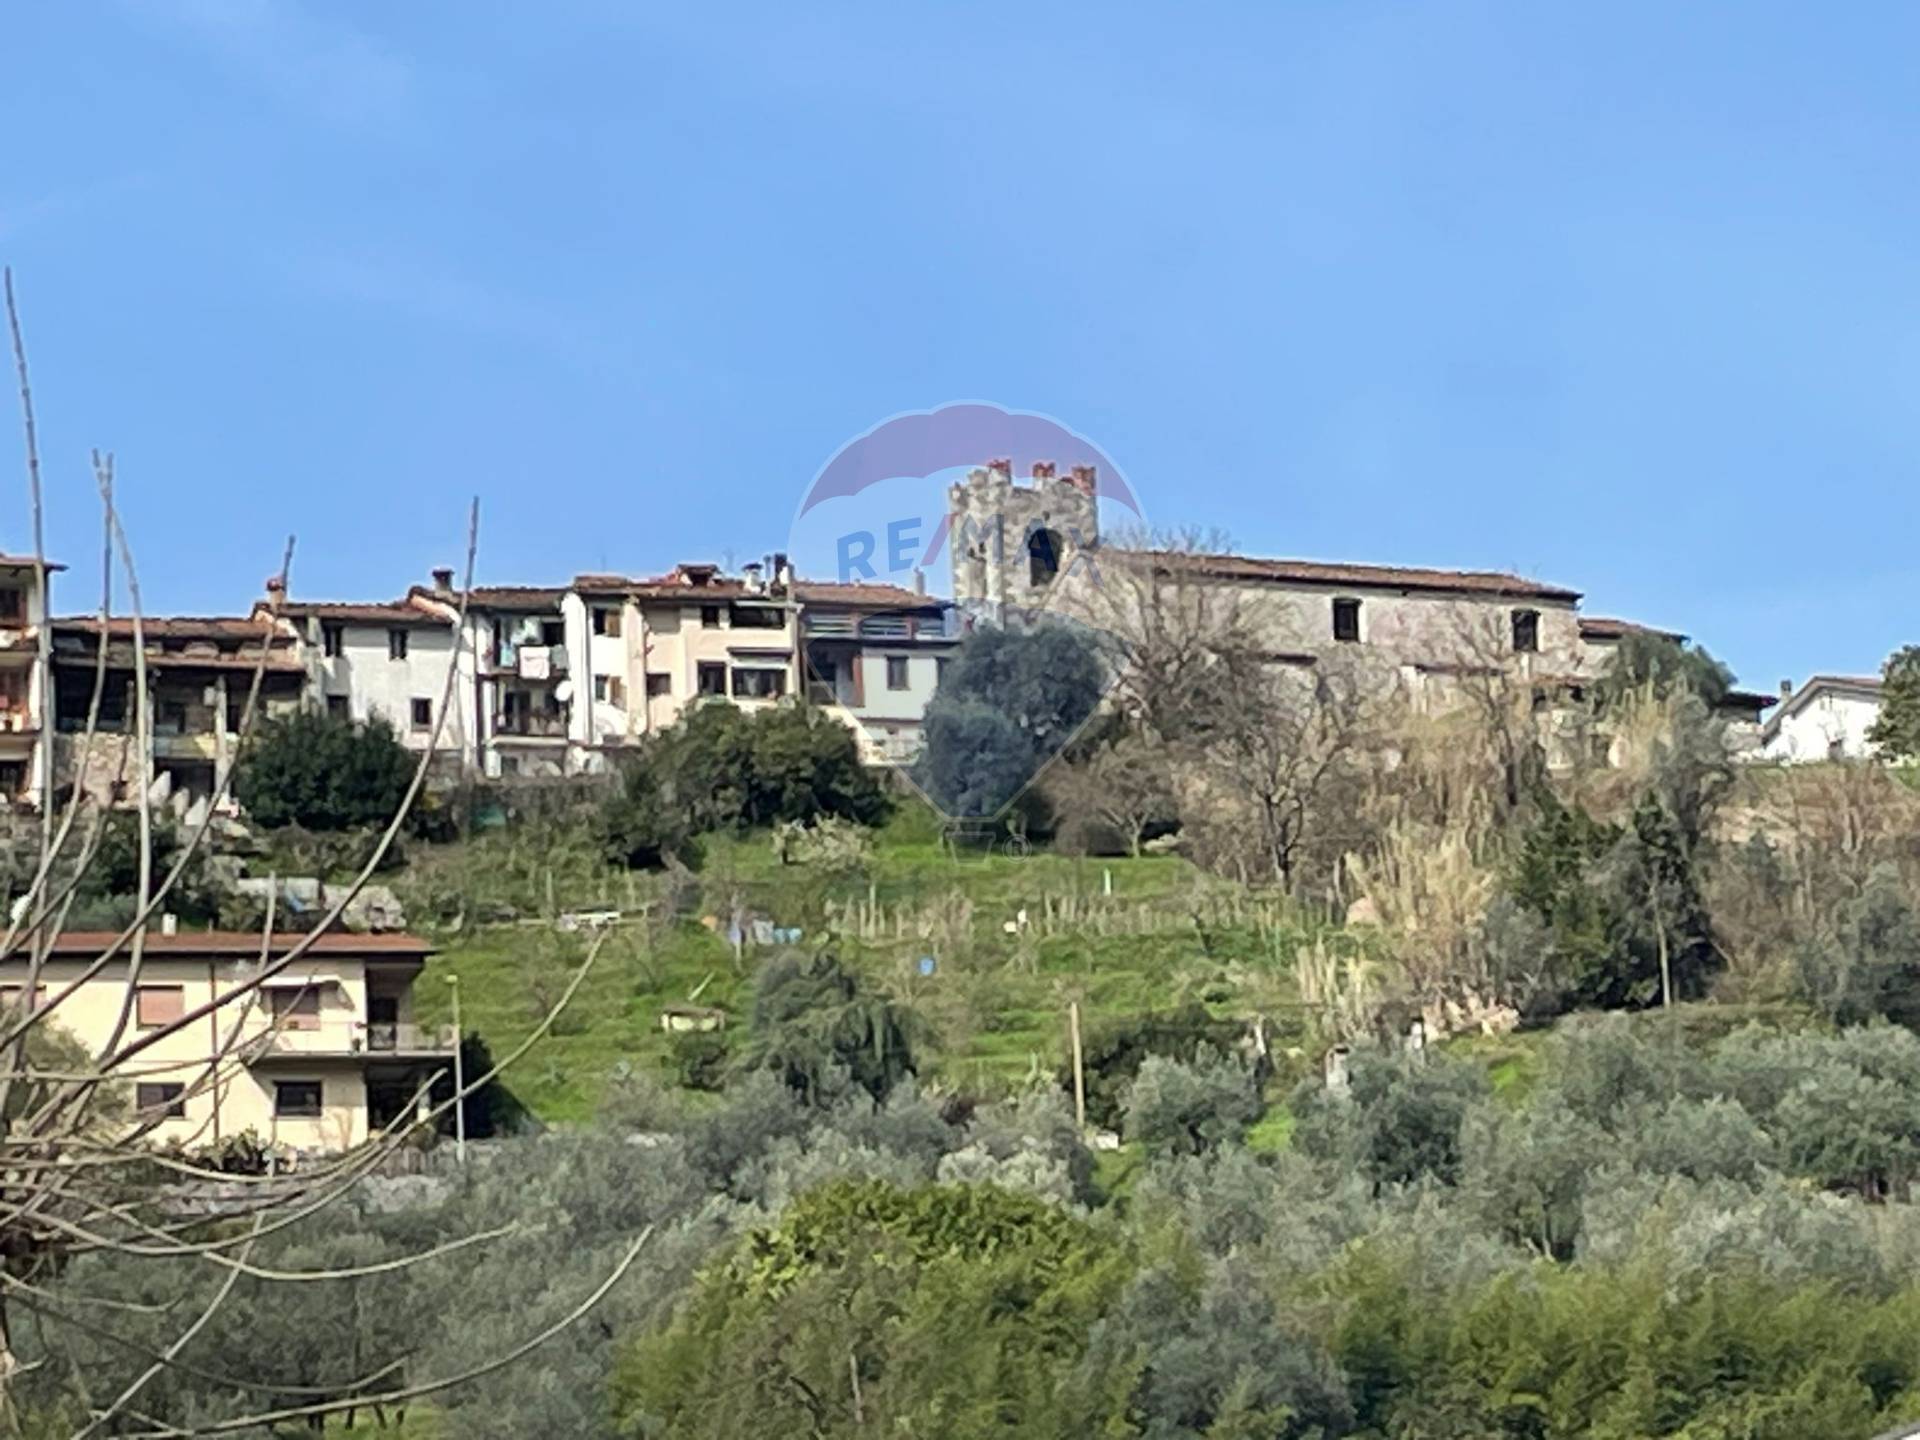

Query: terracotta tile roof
left=1579, top=616, right=1686, bottom=643
left=405, top=584, right=565, bottom=611
left=272, top=601, right=446, bottom=626
left=1139, top=549, right=1582, bottom=602
left=27, top=930, right=434, bottom=958
left=573, top=571, right=756, bottom=601
left=56, top=615, right=284, bottom=641
left=794, top=580, right=941, bottom=609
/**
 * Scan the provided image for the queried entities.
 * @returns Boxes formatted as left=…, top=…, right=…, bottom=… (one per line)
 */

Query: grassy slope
left=410, top=801, right=1332, bottom=1124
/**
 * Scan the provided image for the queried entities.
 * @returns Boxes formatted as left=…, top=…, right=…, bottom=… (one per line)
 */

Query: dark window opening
left=267, top=987, right=321, bottom=1031
left=274, top=1081, right=323, bottom=1119
left=1512, top=609, right=1540, bottom=654
left=731, top=667, right=787, bottom=699
left=387, top=629, right=409, bottom=660
left=410, top=697, right=432, bottom=730
left=886, top=655, right=910, bottom=690
left=1332, top=598, right=1362, bottom=644
left=1028, top=528, right=1062, bottom=587
left=592, top=606, right=621, bottom=637
left=325, top=694, right=349, bottom=719
left=136, top=1083, right=186, bottom=1119
left=697, top=662, right=727, bottom=696
left=645, top=672, right=671, bottom=698
left=321, top=623, right=343, bottom=658
left=729, top=604, right=785, bottom=629
left=700, top=605, right=722, bottom=628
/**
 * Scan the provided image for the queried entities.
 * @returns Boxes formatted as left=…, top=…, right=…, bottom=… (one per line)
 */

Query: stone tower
left=947, top=458, right=1100, bottom=620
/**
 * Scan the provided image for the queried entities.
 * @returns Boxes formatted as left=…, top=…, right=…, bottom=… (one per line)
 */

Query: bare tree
left=0, top=273, right=635, bottom=1437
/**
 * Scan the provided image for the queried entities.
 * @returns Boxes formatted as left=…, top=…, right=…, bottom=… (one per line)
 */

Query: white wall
left=1764, top=687, right=1884, bottom=762
left=317, top=623, right=467, bottom=758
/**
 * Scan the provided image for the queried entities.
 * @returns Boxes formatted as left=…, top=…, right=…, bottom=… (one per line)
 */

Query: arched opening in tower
left=1028, top=527, right=1062, bottom=588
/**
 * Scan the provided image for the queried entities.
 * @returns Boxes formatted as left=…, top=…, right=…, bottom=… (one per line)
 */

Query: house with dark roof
left=1762, top=674, right=1886, bottom=763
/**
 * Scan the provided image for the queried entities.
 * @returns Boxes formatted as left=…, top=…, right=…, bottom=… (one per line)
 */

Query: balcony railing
left=493, top=711, right=569, bottom=738
left=247, top=1020, right=458, bottom=1059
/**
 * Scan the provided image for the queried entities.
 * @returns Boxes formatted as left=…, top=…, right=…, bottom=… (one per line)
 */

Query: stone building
left=945, top=459, right=1775, bottom=743
left=50, top=614, right=305, bottom=818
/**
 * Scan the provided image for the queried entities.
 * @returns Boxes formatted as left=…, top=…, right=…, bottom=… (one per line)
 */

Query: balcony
left=492, top=711, right=569, bottom=740
left=247, top=1020, right=458, bottom=1061
left=153, top=732, right=220, bottom=760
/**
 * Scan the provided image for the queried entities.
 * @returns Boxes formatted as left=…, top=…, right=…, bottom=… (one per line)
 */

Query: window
left=700, top=604, right=722, bottom=628
left=729, top=604, right=785, bottom=629
left=731, top=667, right=787, bottom=699
left=645, top=672, right=672, bottom=698
left=322, top=623, right=343, bottom=658
left=136, top=986, right=184, bottom=1030
left=594, top=675, right=626, bottom=708
left=410, top=697, right=432, bottom=730
left=325, top=694, right=349, bottom=719
left=1511, top=609, right=1540, bottom=654
left=697, top=662, right=727, bottom=696
left=266, top=987, right=321, bottom=1031
left=0, top=588, right=22, bottom=623
left=1331, top=597, right=1362, bottom=644
left=592, top=606, right=622, bottom=637
left=159, top=699, right=189, bottom=735
left=388, top=628, right=409, bottom=660
left=935, top=656, right=951, bottom=688
left=274, top=1081, right=323, bottom=1119
left=886, top=655, right=910, bottom=691
left=136, top=1083, right=186, bottom=1119
left=1028, top=527, right=1062, bottom=587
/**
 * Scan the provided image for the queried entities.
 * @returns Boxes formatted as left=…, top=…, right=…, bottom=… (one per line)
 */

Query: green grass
left=408, top=802, right=1321, bottom=1123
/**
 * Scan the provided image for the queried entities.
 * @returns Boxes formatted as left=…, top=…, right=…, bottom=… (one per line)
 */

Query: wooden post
left=1068, top=1000, right=1086, bottom=1130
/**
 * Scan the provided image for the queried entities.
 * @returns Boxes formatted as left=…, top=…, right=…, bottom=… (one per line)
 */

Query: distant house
left=563, top=561, right=960, bottom=768
left=1762, top=675, right=1886, bottom=762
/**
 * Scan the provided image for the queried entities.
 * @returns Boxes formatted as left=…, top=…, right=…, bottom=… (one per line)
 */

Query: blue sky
left=2, top=3, right=1915, bottom=690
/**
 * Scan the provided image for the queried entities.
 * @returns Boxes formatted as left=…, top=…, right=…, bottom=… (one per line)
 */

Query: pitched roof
left=1761, top=674, right=1882, bottom=740
left=1137, top=549, right=1581, bottom=602
left=794, top=580, right=940, bottom=609
left=0, top=555, right=65, bottom=571
left=1579, top=616, right=1686, bottom=643
left=56, top=615, right=284, bottom=642
left=25, top=930, right=434, bottom=958
left=406, top=584, right=565, bottom=611
left=271, top=600, right=446, bottom=626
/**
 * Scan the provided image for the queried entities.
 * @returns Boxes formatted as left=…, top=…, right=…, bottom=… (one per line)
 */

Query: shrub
left=1121, top=1046, right=1264, bottom=1156
left=233, top=709, right=413, bottom=831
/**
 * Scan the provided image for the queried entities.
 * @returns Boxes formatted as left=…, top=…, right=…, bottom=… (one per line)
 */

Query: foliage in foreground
left=234, top=709, right=414, bottom=831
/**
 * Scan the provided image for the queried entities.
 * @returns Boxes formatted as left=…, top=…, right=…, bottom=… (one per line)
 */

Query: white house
left=1762, top=675, right=1886, bottom=763
left=265, top=583, right=470, bottom=779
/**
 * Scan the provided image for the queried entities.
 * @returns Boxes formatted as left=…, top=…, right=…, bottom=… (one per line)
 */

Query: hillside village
left=0, top=461, right=1884, bottom=834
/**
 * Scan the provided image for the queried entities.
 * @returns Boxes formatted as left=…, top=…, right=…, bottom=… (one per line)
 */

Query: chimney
left=912, top=568, right=926, bottom=596
left=986, top=457, right=1013, bottom=481
left=1031, top=461, right=1056, bottom=482
left=431, top=566, right=455, bottom=595
left=263, top=575, right=287, bottom=604
left=1068, top=464, right=1097, bottom=497
left=1779, top=678, right=1794, bottom=699
left=742, top=561, right=764, bottom=594
left=772, top=551, right=791, bottom=586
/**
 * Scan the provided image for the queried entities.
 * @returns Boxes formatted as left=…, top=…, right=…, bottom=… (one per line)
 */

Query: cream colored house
left=562, top=563, right=959, bottom=766
left=10, top=931, right=452, bottom=1154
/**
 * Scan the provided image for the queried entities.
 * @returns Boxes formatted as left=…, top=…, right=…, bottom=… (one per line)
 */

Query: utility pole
left=446, top=974, right=466, bottom=1164
left=1068, top=1000, right=1086, bottom=1130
